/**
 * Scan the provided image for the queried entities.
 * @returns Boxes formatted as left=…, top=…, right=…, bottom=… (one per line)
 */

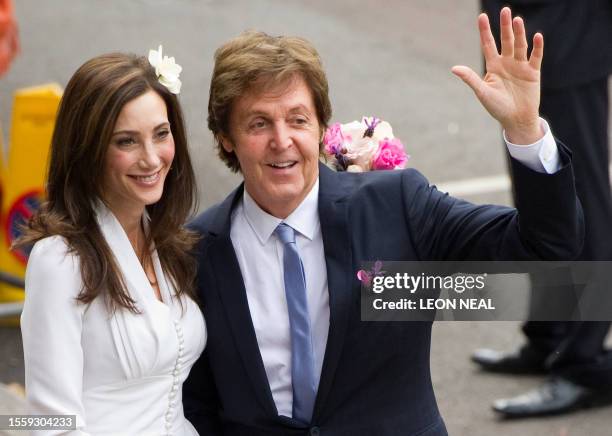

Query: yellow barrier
left=0, top=84, right=62, bottom=325
left=1, top=122, right=5, bottom=230
left=0, top=125, right=6, bottom=270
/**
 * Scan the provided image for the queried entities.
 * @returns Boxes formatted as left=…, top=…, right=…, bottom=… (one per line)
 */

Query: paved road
left=1, top=1, right=611, bottom=435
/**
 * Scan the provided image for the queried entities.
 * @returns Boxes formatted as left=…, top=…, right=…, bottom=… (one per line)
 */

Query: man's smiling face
left=222, top=74, right=321, bottom=218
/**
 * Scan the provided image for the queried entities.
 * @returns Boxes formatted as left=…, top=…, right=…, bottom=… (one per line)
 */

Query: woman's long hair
left=15, top=52, right=199, bottom=312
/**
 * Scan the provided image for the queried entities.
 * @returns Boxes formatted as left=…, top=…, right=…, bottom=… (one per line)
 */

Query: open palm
left=452, top=7, right=544, bottom=144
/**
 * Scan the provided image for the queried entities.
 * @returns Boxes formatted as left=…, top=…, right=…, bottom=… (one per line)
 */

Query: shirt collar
left=243, top=178, right=320, bottom=245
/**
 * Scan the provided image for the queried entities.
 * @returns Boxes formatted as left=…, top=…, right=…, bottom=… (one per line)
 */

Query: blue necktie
left=275, top=223, right=316, bottom=423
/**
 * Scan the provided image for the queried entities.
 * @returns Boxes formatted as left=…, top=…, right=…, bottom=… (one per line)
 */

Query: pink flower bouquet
left=323, top=117, right=409, bottom=172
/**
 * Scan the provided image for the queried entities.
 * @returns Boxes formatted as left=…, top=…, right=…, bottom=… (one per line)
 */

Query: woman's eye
left=115, top=137, right=135, bottom=147
left=157, top=129, right=170, bottom=139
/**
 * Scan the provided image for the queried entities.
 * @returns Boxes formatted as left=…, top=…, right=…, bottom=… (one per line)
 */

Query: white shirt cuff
left=504, top=118, right=560, bottom=174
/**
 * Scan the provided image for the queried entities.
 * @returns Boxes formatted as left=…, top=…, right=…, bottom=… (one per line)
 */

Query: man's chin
left=247, top=186, right=306, bottom=217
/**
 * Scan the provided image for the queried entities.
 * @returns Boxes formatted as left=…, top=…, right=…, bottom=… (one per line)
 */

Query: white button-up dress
left=21, top=204, right=206, bottom=435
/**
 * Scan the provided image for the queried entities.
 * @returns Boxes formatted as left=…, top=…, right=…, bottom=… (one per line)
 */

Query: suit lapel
left=313, top=164, right=353, bottom=420
left=204, top=185, right=278, bottom=417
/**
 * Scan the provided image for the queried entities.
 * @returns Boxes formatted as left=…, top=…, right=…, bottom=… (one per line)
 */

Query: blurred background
left=0, top=1, right=610, bottom=435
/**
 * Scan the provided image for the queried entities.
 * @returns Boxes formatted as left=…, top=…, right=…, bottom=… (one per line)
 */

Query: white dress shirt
left=505, top=118, right=559, bottom=173
left=229, top=117, right=559, bottom=417
left=230, top=180, right=329, bottom=417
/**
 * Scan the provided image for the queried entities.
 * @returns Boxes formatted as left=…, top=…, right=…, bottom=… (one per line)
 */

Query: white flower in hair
left=148, top=45, right=182, bottom=94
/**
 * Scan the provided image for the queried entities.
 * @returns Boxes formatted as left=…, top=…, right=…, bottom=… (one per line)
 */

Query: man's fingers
left=451, top=65, right=486, bottom=98
left=500, top=7, right=514, bottom=58
left=529, top=32, right=544, bottom=70
left=513, top=16, right=528, bottom=61
left=479, top=13, right=499, bottom=62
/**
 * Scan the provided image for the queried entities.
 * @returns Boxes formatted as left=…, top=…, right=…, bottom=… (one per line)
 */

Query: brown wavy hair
left=208, top=30, right=333, bottom=172
left=15, top=52, right=199, bottom=313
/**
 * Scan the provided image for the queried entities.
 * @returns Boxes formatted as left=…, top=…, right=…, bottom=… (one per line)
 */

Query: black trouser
left=519, top=77, right=612, bottom=388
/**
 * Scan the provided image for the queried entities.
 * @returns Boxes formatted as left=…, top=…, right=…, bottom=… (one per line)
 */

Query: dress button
left=310, top=426, right=320, bottom=436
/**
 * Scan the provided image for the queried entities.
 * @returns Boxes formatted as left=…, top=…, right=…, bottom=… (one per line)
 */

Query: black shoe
left=471, top=347, right=548, bottom=375
left=492, top=377, right=612, bottom=418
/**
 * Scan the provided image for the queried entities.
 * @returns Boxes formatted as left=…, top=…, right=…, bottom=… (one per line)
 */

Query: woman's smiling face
left=102, top=90, right=175, bottom=217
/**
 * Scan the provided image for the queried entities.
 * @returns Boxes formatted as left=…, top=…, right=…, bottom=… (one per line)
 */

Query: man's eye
left=290, top=116, right=309, bottom=126
left=250, top=120, right=266, bottom=129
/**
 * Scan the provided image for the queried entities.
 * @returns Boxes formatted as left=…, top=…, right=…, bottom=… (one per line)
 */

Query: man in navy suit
left=184, top=8, right=583, bottom=435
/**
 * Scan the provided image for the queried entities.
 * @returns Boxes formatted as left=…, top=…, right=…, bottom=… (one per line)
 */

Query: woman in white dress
left=16, top=48, right=206, bottom=435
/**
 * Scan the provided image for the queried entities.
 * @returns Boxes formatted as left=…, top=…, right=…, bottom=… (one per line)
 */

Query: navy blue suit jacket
left=184, top=144, right=582, bottom=436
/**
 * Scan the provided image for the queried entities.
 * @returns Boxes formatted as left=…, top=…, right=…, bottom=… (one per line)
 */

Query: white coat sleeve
left=20, top=236, right=91, bottom=435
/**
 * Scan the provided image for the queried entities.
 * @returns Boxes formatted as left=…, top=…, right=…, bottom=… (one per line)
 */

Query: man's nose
left=270, top=123, right=292, bottom=150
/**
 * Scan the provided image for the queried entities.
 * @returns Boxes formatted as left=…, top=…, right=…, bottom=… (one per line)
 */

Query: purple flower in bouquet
left=322, top=116, right=409, bottom=172
left=323, top=122, right=345, bottom=155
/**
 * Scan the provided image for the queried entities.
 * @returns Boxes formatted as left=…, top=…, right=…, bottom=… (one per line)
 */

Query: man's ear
left=220, top=134, right=234, bottom=153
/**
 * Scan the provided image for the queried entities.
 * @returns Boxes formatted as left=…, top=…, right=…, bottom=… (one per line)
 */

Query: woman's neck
left=107, top=203, right=146, bottom=253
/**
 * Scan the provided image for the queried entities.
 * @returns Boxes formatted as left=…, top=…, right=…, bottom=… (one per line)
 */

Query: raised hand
left=452, top=7, right=543, bottom=144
